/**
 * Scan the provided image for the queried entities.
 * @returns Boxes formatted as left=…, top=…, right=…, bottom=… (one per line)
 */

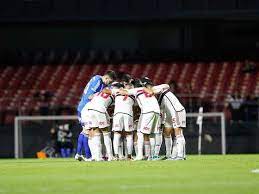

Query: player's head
left=124, top=81, right=134, bottom=89
left=121, top=73, right=134, bottom=89
left=110, top=81, right=124, bottom=89
left=140, top=77, right=153, bottom=88
left=121, top=73, right=133, bottom=83
left=102, top=70, right=117, bottom=85
left=132, top=79, right=143, bottom=88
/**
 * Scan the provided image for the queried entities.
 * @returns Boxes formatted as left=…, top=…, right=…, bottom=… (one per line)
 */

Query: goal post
left=14, top=112, right=226, bottom=158
left=186, top=112, right=226, bottom=155
left=14, top=115, right=78, bottom=159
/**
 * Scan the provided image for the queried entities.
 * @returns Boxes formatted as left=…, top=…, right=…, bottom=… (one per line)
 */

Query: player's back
left=159, top=90, right=185, bottom=112
left=87, top=91, right=114, bottom=113
left=114, top=94, right=135, bottom=116
left=128, top=88, right=160, bottom=114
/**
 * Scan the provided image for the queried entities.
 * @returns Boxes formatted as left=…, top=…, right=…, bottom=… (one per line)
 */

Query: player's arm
left=102, top=88, right=112, bottom=95
left=143, top=87, right=154, bottom=95
left=124, top=87, right=143, bottom=96
left=152, top=84, right=170, bottom=94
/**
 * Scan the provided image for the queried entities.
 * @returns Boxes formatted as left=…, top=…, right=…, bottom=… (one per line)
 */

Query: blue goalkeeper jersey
left=77, top=75, right=106, bottom=113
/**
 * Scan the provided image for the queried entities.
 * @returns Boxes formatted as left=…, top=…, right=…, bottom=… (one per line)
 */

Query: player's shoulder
left=90, top=75, right=103, bottom=85
left=91, top=75, right=102, bottom=80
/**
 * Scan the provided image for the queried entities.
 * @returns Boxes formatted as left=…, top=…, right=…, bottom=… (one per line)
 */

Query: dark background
left=0, top=0, right=259, bottom=63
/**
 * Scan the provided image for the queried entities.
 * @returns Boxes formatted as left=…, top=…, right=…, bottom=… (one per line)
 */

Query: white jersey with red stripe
left=113, top=93, right=135, bottom=117
left=127, top=87, right=160, bottom=114
left=158, top=90, right=185, bottom=112
left=86, top=91, right=114, bottom=113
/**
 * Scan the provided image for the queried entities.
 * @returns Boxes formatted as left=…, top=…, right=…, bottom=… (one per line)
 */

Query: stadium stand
left=0, top=60, right=258, bottom=124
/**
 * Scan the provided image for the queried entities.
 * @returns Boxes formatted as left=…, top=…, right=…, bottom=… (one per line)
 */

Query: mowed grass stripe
left=0, top=155, right=258, bottom=194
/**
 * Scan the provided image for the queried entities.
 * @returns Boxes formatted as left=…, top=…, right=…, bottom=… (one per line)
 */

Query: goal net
left=14, top=112, right=226, bottom=158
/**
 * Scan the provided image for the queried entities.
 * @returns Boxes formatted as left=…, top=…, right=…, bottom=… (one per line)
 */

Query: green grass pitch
left=0, top=155, right=259, bottom=194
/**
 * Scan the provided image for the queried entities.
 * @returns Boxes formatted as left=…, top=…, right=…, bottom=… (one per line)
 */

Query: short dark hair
left=121, top=73, right=132, bottom=83
left=132, top=79, right=143, bottom=87
left=105, top=70, right=117, bottom=81
left=111, top=82, right=124, bottom=88
left=140, top=77, right=153, bottom=86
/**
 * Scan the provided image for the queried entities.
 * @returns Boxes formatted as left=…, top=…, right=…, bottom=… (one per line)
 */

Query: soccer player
left=140, top=78, right=168, bottom=160
left=147, top=83, right=187, bottom=160
left=112, top=81, right=135, bottom=160
left=75, top=70, right=116, bottom=161
left=120, top=78, right=168, bottom=160
left=81, top=86, right=116, bottom=161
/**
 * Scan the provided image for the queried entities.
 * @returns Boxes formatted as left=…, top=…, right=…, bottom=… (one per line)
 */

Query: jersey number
left=98, top=92, right=110, bottom=99
left=123, top=95, right=128, bottom=101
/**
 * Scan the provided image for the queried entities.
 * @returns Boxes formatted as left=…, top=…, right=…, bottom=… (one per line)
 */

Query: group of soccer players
left=74, top=70, right=186, bottom=161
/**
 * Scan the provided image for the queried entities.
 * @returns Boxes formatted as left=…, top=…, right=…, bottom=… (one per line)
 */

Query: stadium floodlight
left=14, top=112, right=226, bottom=158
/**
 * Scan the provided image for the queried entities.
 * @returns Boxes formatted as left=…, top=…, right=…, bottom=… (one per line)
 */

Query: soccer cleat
left=161, top=156, right=169, bottom=160
left=166, top=157, right=186, bottom=161
left=81, top=156, right=93, bottom=162
left=134, top=156, right=144, bottom=161
left=107, top=156, right=115, bottom=161
left=119, top=156, right=126, bottom=161
left=114, top=154, right=120, bottom=161
left=75, top=154, right=83, bottom=161
left=127, top=155, right=134, bottom=161
left=102, top=156, right=108, bottom=161
left=152, top=155, right=162, bottom=161
left=173, top=157, right=186, bottom=161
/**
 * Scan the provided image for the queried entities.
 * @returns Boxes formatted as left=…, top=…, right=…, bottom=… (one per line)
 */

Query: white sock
left=165, top=136, right=172, bottom=158
left=176, top=135, right=186, bottom=159
left=113, top=133, right=121, bottom=155
left=103, top=132, right=113, bottom=159
left=144, top=141, right=151, bottom=158
left=126, top=134, right=133, bottom=155
left=150, top=137, right=155, bottom=157
left=134, top=141, right=138, bottom=156
left=92, top=134, right=102, bottom=161
left=172, top=137, right=177, bottom=159
left=137, top=132, right=144, bottom=158
left=88, top=137, right=94, bottom=158
left=154, top=133, right=162, bottom=157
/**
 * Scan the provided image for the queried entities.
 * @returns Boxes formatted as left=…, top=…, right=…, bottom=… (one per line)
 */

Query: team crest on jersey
left=143, top=127, right=150, bottom=131
left=99, top=122, right=105, bottom=125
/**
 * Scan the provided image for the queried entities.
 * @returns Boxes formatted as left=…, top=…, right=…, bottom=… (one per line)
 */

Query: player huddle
left=75, top=70, right=186, bottom=161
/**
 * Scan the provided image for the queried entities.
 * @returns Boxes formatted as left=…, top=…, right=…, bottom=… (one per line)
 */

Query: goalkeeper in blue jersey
left=75, top=70, right=116, bottom=161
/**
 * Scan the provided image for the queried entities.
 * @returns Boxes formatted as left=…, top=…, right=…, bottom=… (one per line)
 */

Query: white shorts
left=137, top=112, right=160, bottom=134
left=81, top=109, right=110, bottom=129
left=112, top=113, right=134, bottom=132
left=164, top=109, right=186, bottom=129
